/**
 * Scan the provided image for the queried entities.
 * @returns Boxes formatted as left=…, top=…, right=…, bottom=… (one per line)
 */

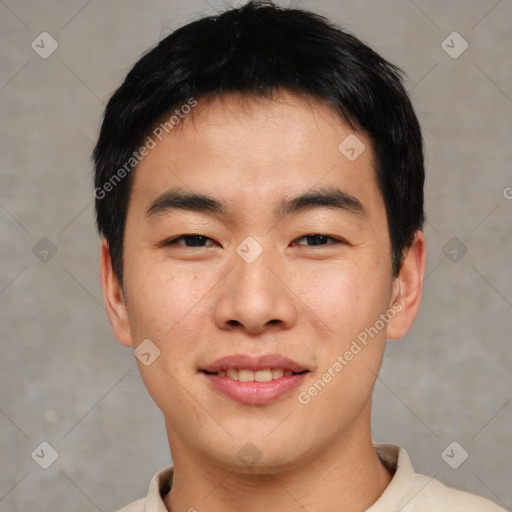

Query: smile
left=203, top=368, right=306, bottom=381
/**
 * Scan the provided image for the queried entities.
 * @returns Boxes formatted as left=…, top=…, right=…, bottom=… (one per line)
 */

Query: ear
left=386, top=230, right=426, bottom=340
left=99, top=238, right=133, bottom=347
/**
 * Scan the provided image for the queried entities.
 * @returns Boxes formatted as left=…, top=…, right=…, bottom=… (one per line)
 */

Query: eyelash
left=163, top=234, right=345, bottom=248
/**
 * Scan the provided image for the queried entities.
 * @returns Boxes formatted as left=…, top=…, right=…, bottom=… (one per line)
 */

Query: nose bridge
left=232, top=235, right=279, bottom=300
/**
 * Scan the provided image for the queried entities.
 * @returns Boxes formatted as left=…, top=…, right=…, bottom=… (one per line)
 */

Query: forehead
left=128, top=90, right=384, bottom=225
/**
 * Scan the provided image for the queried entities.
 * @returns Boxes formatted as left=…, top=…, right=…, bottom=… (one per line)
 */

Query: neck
left=164, top=410, right=392, bottom=512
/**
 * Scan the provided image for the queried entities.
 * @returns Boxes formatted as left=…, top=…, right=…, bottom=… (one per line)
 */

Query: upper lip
left=201, top=354, right=309, bottom=373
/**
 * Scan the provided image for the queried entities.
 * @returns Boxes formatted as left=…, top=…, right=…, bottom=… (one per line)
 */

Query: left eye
left=292, top=234, right=341, bottom=246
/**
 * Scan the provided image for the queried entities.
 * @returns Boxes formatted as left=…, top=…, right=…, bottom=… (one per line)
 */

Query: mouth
left=200, top=354, right=310, bottom=405
left=201, top=368, right=308, bottom=381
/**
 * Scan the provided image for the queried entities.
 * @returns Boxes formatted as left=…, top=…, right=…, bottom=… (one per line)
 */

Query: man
left=93, top=1, right=506, bottom=510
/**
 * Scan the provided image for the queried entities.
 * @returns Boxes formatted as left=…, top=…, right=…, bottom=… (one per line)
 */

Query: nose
left=213, top=242, right=298, bottom=335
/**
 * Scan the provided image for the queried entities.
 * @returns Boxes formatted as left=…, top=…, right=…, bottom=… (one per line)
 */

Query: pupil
left=186, top=235, right=206, bottom=246
left=308, top=235, right=326, bottom=245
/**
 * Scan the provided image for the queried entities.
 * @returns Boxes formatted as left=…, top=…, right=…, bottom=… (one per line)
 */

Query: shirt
left=114, top=444, right=507, bottom=511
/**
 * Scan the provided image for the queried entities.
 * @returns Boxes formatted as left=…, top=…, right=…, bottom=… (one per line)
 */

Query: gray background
left=1, top=0, right=511, bottom=510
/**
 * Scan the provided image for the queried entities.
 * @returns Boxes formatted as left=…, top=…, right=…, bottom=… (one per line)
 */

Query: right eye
left=163, top=234, right=216, bottom=247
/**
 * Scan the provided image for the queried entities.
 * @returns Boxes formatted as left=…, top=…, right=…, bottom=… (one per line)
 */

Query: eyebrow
left=144, top=186, right=366, bottom=221
left=277, top=187, right=366, bottom=218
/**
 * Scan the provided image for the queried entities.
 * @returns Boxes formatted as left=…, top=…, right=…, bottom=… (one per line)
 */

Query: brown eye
left=165, top=235, right=215, bottom=247
left=292, top=234, right=342, bottom=246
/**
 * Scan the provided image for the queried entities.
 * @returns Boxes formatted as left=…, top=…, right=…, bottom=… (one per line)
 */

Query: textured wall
left=1, top=0, right=511, bottom=510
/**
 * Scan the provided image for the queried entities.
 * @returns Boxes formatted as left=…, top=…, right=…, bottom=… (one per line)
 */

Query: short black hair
left=93, top=0, right=425, bottom=283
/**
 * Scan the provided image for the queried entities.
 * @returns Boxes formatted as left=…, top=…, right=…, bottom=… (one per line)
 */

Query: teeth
left=272, top=368, right=284, bottom=379
left=238, top=369, right=254, bottom=382
left=226, top=369, right=238, bottom=380
left=255, top=369, right=272, bottom=382
left=215, top=368, right=295, bottom=381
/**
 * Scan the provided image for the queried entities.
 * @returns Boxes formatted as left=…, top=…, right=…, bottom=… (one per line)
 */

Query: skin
left=100, top=90, right=426, bottom=512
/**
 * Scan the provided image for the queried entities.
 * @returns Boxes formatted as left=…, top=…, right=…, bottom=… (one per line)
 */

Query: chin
left=199, top=437, right=312, bottom=476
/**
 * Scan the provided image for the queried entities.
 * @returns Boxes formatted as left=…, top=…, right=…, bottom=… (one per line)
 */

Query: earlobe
left=99, top=238, right=133, bottom=347
left=386, top=230, right=427, bottom=340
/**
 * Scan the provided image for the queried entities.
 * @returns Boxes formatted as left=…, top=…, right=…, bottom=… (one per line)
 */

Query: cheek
left=124, top=260, right=212, bottom=346
left=124, top=264, right=211, bottom=407
left=294, top=259, right=388, bottom=339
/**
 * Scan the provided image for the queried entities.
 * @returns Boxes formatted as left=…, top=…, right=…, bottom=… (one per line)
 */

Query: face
left=101, top=90, right=424, bottom=473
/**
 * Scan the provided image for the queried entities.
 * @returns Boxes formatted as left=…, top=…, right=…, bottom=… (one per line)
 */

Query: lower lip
left=202, top=372, right=309, bottom=405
